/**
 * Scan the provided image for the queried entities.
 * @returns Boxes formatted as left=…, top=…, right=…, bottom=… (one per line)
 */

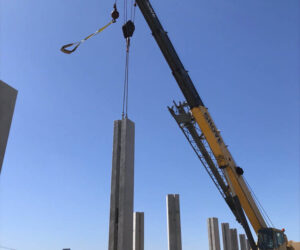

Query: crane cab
left=258, top=228, right=288, bottom=250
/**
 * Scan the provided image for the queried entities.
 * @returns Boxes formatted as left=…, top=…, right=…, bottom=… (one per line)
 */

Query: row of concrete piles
left=208, top=217, right=251, bottom=250
left=107, top=118, right=250, bottom=250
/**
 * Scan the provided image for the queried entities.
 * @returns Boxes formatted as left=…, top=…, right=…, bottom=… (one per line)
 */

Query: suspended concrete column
left=221, top=223, right=231, bottom=250
left=108, top=118, right=135, bottom=250
left=230, top=229, right=239, bottom=250
left=239, top=234, right=247, bottom=250
left=207, top=218, right=221, bottom=250
left=167, top=194, right=182, bottom=250
left=0, top=80, right=17, bottom=174
left=133, top=212, right=144, bottom=250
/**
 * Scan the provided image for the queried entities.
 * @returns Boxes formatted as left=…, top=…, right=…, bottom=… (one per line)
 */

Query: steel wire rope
left=125, top=49, right=129, bottom=117
left=130, top=0, right=136, bottom=21
left=122, top=0, right=128, bottom=118
left=123, top=0, right=127, bottom=24
left=132, top=1, right=137, bottom=22
left=244, top=177, right=275, bottom=228
left=121, top=0, right=136, bottom=118
left=122, top=46, right=130, bottom=118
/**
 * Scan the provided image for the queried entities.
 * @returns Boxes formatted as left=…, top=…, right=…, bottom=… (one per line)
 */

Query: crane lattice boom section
left=169, top=101, right=228, bottom=198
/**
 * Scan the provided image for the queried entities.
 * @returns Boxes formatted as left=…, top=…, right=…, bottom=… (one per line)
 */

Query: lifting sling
left=60, top=4, right=119, bottom=54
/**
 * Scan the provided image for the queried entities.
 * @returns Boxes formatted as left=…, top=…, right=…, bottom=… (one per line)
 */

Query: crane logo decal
left=204, top=112, right=222, bottom=144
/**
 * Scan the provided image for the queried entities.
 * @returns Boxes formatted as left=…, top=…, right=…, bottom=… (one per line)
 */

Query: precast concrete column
left=239, top=234, right=247, bottom=250
left=0, top=80, right=17, bottom=174
left=230, top=229, right=239, bottom=250
left=207, top=218, right=221, bottom=250
left=167, top=194, right=182, bottom=250
left=221, top=223, right=231, bottom=250
left=108, top=118, right=135, bottom=250
left=246, top=239, right=250, bottom=250
left=133, top=212, right=144, bottom=250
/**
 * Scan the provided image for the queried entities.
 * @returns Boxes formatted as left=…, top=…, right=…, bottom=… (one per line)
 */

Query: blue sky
left=0, top=0, right=299, bottom=249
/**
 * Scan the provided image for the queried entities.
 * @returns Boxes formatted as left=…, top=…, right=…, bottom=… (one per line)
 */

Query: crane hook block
left=111, top=4, right=119, bottom=22
left=122, top=20, right=135, bottom=38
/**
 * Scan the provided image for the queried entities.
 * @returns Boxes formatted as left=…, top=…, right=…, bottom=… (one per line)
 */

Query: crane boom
left=135, top=1, right=289, bottom=249
left=134, top=0, right=203, bottom=109
left=135, top=0, right=265, bottom=230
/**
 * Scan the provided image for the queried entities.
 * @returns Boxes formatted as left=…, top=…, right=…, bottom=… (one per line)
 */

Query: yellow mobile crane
left=134, top=0, right=291, bottom=249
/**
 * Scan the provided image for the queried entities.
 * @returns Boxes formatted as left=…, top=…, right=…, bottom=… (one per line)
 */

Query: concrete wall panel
left=0, top=80, right=17, bottom=174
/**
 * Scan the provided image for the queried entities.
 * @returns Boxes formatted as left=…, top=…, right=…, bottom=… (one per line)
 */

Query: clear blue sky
left=1, top=0, right=299, bottom=249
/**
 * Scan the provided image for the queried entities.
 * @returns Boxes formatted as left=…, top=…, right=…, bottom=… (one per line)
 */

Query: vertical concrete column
left=133, top=212, right=144, bottom=250
left=246, top=239, right=250, bottom=250
left=167, top=194, right=182, bottom=250
left=230, top=229, right=239, bottom=250
left=0, top=80, right=17, bottom=174
left=239, top=234, right=247, bottom=250
left=108, top=118, right=135, bottom=250
left=221, top=223, right=231, bottom=250
left=207, top=218, right=221, bottom=250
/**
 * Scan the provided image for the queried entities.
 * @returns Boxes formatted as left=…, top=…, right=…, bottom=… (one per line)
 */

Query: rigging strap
left=60, top=4, right=119, bottom=54
left=60, top=20, right=114, bottom=54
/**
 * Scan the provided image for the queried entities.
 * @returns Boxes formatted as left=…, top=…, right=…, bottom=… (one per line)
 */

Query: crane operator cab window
left=275, top=231, right=285, bottom=245
left=258, top=229, right=286, bottom=249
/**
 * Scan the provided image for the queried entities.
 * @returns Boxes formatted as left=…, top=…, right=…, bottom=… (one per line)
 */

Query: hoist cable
left=125, top=47, right=129, bottom=116
left=130, top=0, right=135, bottom=20
left=132, top=2, right=137, bottom=22
left=121, top=0, right=136, bottom=118
left=122, top=42, right=130, bottom=118
left=123, top=0, right=128, bottom=24
left=244, top=177, right=275, bottom=228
